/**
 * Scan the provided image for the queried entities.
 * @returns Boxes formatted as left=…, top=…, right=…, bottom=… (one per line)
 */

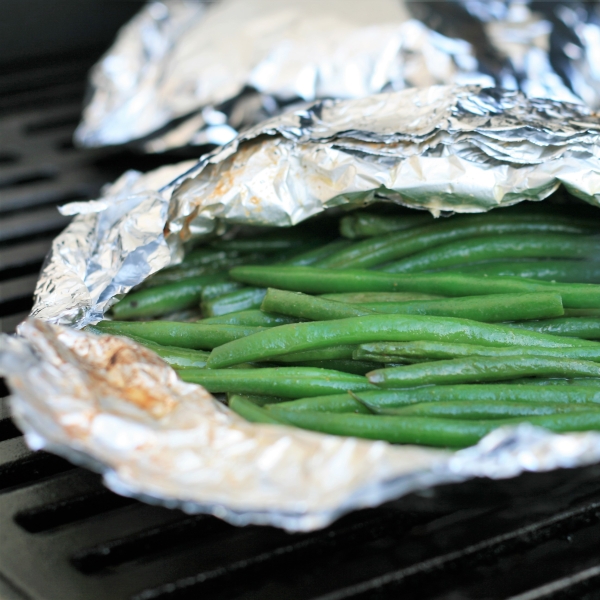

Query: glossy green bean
left=358, top=292, right=564, bottom=322
left=351, top=384, right=600, bottom=409
left=316, top=213, right=596, bottom=269
left=207, top=314, right=596, bottom=369
left=495, top=378, right=600, bottom=386
left=229, top=266, right=600, bottom=309
left=93, top=320, right=264, bottom=350
left=261, top=288, right=376, bottom=321
left=201, top=287, right=267, bottom=317
left=228, top=395, right=286, bottom=424
left=200, top=281, right=244, bottom=301
left=226, top=393, right=285, bottom=406
left=447, top=260, right=600, bottom=284
left=200, top=309, right=301, bottom=327
left=269, top=345, right=357, bottom=362
left=267, top=407, right=600, bottom=447
left=354, top=341, right=600, bottom=363
left=381, top=233, right=600, bottom=274
left=178, top=367, right=376, bottom=398
left=339, top=212, right=433, bottom=239
left=374, top=401, right=600, bottom=419
left=268, top=393, right=370, bottom=413
left=292, top=359, right=385, bottom=376
left=282, top=239, right=352, bottom=266
left=509, top=318, right=600, bottom=340
left=320, top=292, right=442, bottom=303
left=368, top=356, right=600, bottom=388
left=111, top=275, right=227, bottom=319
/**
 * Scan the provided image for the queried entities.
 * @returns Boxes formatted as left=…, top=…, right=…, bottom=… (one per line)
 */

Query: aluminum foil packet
left=74, top=0, right=600, bottom=151
left=3, top=85, right=600, bottom=530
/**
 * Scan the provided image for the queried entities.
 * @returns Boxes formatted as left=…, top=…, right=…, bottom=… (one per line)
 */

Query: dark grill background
left=3, top=4, right=600, bottom=599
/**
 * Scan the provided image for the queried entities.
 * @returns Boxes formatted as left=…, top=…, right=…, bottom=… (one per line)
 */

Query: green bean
left=268, top=393, right=370, bottom=413
left=358, top=292, right=564, bottom=322
left=381, top=233, right=600, bottom=274
left=282, top=239, right=352, bottom=266
left=496, top=378, right=600, bottom=386
left=200, top=309, right=301, bottom=327
left=201, top=287, right=267, bottom=316
left=377, top=401, right=599, bottom=419
left=316, top=213, right=596, bottom=269
left=269, top=345, right=357, bottom=362
left=354, top=341, right=600, bottom=364
left=93, top=320, right=264, bottom=350
left=509, top=318, right=600, bottom=340
left=178, top=367, right=376, bottom=398
left=229, top=266, right=600, bottom=309
left=200, top=281, right=244, bottom=301
left=447, top=260, right=600, bottom=284
left=228, top=395, right=286, bottom=424
left=368, top=356, right=600, bottom=388
left=320, top=292, right=442, bottom=303
left=207, top=314, right=596, bottom=369
left=127, top=338, right=210, bottom=368
left=292, top=359, right=385, bottom=376
left=261, top=288, right=376, bottom=321
left=267, top=407, right=600, bottom=447
left=339, top=212, right=433, bottom=239
left=111, top=275, right=228, bottom=319
left=351, top=384, right=600, bottom=409
left=226, top=393, right=284, bottom=406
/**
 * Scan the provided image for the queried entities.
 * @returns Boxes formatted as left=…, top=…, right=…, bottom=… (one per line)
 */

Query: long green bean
left=207, top=314, right=597, bottom=369
left=447, top=260, right=600, bottom=284
left=316, top=214, right=597, bottom=269
left=269, top=345, right=357, bottom=362
left=381, top=233, right=600, bottom=274
left=200, top=309, right=301, bottom=327
left=226, top=393, right=285, bottom=406
left=229, top=266, right=600, bottom=309
left=339, top=212, right=433, bottom=238
left=200, top=281, right=244, bottom=301
left=354, top=341, right=600, bottom=364
left=292, top=359, right=385, bottom=376
left=93, top=320, right=264, bottom=350
left=111, top=275, right=227, bottom=319
left=320, top=292, right=442, bottom=303
left=509, top=318, right=600, bottom=340
left=178, top=367, right=376, bottom=398
left=368, top=356, right=600, bottom=388
left=267, top=407, right=600, bottom=447
left=228, top=395, right=286, bottom=424
left=282, top=239, right=352, bottom=266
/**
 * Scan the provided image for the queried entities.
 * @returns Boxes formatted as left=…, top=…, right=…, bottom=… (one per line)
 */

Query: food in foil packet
left=74, top=0, right=600, bottom=152
left=4, top=85, right=600, bottom=531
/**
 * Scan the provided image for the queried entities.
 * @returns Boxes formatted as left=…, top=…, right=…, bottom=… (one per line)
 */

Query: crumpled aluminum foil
left=74, top=0, right=600, bottom=151
left=5, top=84, right=600, bottom=530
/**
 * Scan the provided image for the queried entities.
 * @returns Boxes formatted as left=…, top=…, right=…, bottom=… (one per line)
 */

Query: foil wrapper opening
left=4, top=84, right=600, bottom=530
left=75, top=0, right=600, bottom=151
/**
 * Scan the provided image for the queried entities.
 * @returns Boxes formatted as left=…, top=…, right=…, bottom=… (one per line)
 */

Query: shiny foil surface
left=3, top=84, right=600, bottom=530
left=74, top=0, right=600, bottom=151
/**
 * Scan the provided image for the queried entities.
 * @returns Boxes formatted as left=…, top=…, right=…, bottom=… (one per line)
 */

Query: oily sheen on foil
left=4, top=84, right=600, bottom=530
left=74, top=0, right=600, bottom=151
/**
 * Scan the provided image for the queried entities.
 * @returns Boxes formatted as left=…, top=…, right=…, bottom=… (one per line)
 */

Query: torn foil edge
left=14, top=84, right=600, bottom=531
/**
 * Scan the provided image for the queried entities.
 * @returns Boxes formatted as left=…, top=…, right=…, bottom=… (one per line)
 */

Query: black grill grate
left=3, top=40, right=600, bottom=600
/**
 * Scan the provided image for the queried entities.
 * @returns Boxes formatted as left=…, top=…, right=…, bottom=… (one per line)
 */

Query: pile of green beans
left=91, top=203, right=600, bottom=448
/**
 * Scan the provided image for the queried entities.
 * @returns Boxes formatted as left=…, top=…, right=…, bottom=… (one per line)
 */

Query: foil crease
left=9, top=84, right=600, bottom=530
left=75, top=0, right=600, bottom=151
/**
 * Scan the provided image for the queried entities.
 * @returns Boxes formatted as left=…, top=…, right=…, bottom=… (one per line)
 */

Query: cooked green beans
left=448, top=261, right=600, bottom=284
left=200, top=309, right=301, bottom=327
left=269, top=393, right=370, bottom=413
left=375, top=401, right=599, bottom=419
left=269, top=345, right=357, bottom=362
left=352, top=384, right=600, bottom=409
left=111, top=275, right=227, bottom=319
left=200, top=281, right=244, bottom=301
left=358, top=292, right=564, bottom=322
left=339, top=212, right=433, bottom=238
left=93, top=320, right=264, bottom=350
left=354, top=341, right=600, bottom=364
left=178, top=367, right=375, bottom=398
left=201, top=287, right=267, bottom=316
left=228, top=395, right=286, bottom=424
left=382, top=233, right=600, bottom=274
left=282, top=239, right=352, bottom=266
left=316, top=213, right=596, bottom=269
left=509, top=318, right=600, bottom=340
left=320, top=292, right=442, bottom=303
left=207, top=314, right=596, bottom=369
left=267, top=407, right=600, bottom=447
left=292, top=359, right=384, bottom=376
left=227, top=393, right=284, bottom=406
left=368, top=356, right=600, bottom=388
left=230, top=266, right=600, bottom=309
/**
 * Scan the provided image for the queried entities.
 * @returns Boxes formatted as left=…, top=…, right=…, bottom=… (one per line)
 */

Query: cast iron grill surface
left=4, top=48, right=600, bottom=600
